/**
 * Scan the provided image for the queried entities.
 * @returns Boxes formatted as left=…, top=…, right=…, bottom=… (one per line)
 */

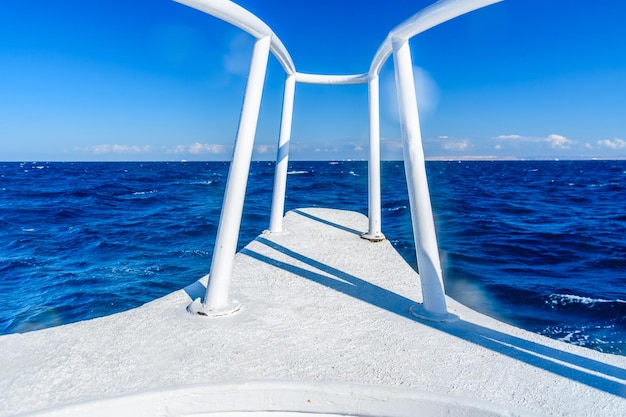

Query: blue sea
left=1, top=160, right=625, bottom=355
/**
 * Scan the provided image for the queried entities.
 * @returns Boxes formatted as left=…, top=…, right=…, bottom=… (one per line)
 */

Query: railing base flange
left=187, top=297, right=242, bottom=318
left=408, top=304, right=458, bottom=323
left=360, top=232, right=386, bottom=242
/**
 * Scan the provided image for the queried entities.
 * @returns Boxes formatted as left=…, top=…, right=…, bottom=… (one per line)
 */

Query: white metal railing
left=175, top=0, right=503, bottom=320
left=175, top=0, right=295, bottom=75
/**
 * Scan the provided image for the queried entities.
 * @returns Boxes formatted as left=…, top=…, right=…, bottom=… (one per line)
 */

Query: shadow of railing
left=184, top=279, right=208, bottom=301
left=292, top=209, right=364, bottom=237
left=240, top=235, right=626, bottom=398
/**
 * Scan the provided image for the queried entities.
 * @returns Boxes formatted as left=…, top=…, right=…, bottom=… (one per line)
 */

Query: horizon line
left=3, top=157, right=626, bottom=164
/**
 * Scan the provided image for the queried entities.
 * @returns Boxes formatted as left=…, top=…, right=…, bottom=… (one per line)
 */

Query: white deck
left=1, top=208, right=624, bottom=416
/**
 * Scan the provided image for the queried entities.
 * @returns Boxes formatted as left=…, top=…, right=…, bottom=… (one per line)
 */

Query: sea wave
left=546, top=293, right=626, bottom=306
left=132, top=190, right=158, bottom=196
left=383, top=205, right=407, bottom=212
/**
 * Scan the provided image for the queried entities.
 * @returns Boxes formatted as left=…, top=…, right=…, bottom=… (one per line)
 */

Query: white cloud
left=495, top=144, right=502, bottom=150
left=432, top=136, right=470, bottom=152
left=90, top=144, right=110, bottom=154
left=254, top=144, right=272, bottom=154
left=597, top=138, right=626, bottom=149
left=188, top=142, right=205, bottom=154
left=494, top=133, right=576, bottom=150
left=194, top=143, right=228, bottom=155
left=495, top=134, right=522, bottom=140
left=443, top=139, right=469, bottom=151
left=76, top=144, right=152, bottom=154
left=169, top=145, right=187, bottom=154
left=167, top=143, right=231, bottom=155
left=380, top=138, right=404, bottom=160
left=381, top=138, right=403, bottom=149
left=281, top=140, right=371, bottom=160
left=111, top=144, right=152, bottom=153
left=546, top=134, right=574, bottom=149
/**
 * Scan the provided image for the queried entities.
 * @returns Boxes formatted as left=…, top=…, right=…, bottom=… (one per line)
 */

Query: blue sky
left=1, top=0, right=625, bottom=161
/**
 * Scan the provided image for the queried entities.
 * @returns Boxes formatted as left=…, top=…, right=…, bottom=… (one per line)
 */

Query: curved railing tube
left=294, top=73, right=369, bottom=86
left=369, top=0, right=502, bottom=77
left=174, top=0, right=295, bottom=75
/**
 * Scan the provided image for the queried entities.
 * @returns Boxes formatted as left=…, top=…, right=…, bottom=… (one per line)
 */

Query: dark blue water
left=1, top=160, right=625, bottom=355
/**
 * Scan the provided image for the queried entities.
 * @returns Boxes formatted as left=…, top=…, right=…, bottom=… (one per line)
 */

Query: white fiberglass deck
left=1, top=208, right=624, bottom=417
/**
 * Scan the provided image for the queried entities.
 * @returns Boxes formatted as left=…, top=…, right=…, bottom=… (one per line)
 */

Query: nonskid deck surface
left=0, top=208, right=624, bottom=416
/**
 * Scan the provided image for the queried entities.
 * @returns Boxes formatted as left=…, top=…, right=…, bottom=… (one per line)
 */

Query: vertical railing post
left=362, top=75, right=385, bottom=242
left=392, top=38, right=450, bottom=320
left=269, top=74, right=296, bottom=233
left=199, top=35, right=271, bottom=315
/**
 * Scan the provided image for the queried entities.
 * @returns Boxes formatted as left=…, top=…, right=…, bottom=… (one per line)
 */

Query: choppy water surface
left=1, top=160, right=624, bottom=355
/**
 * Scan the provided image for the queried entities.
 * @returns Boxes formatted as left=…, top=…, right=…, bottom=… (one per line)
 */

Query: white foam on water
left=548, top=293, right=626, bottom=306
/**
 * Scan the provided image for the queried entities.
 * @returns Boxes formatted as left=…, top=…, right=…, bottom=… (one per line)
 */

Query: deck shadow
left=242, top=236, right=626, bottom=399
left=292, top=209, right=364, bottom=237
left=184, top=279, right=207, bottom=300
